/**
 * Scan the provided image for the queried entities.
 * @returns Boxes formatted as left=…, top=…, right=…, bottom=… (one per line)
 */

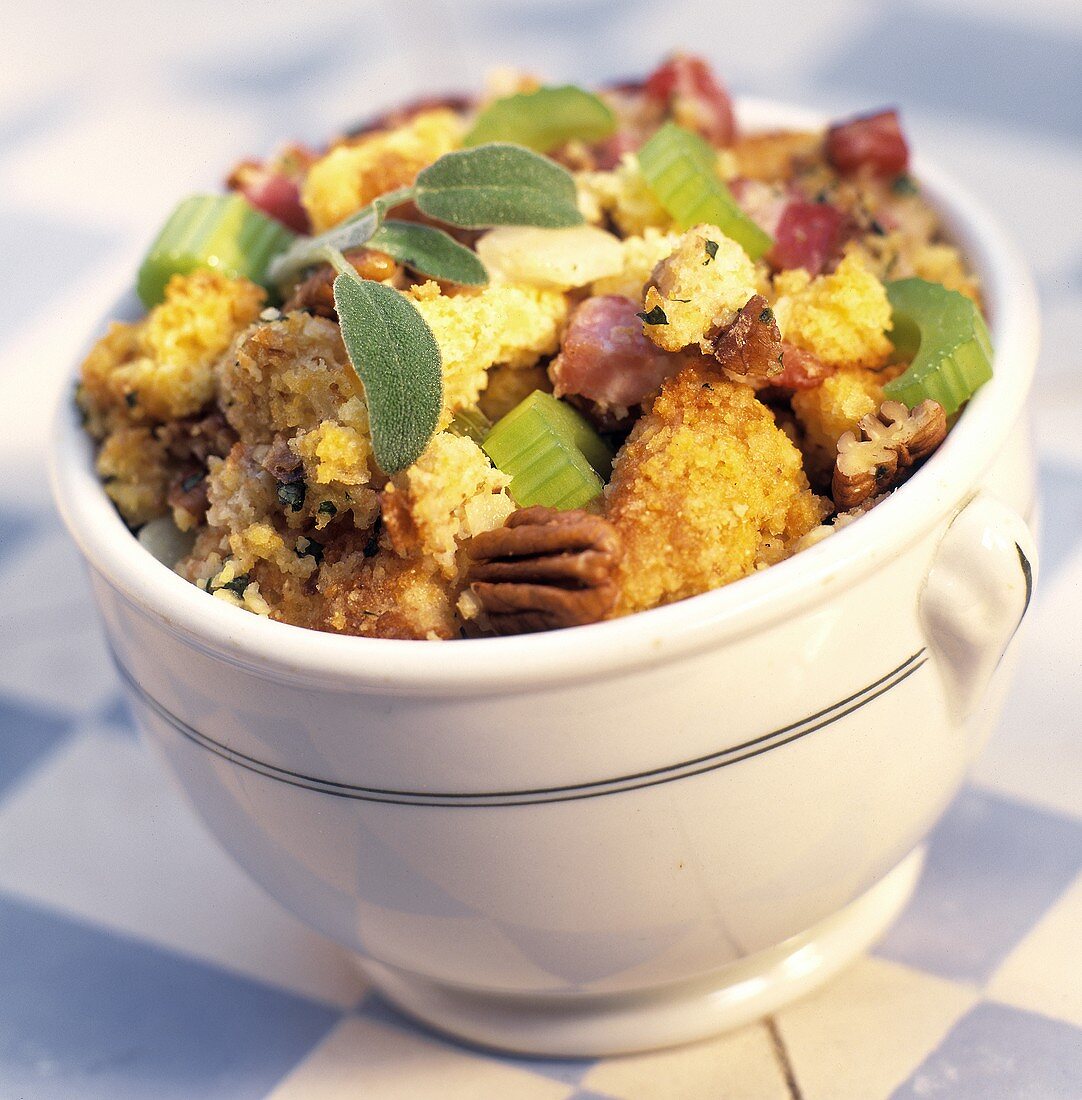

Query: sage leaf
left=463, top=85, right=616, bottom=152
left=413, top=143, right=583, bottom=229
left=369, top=220, right=488, bottom=286
left=333, top=274, right=442, bottom=474
left=266, top=185, right=414, bottom=286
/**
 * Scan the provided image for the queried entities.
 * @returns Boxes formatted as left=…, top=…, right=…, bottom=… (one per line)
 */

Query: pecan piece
left=283, top=248, right=398, bottom=319
left=707, top=294, right=783, bottom=380
left=467, top=507, right=622, bottom=634
left=833, top=399, right=947, bottom=508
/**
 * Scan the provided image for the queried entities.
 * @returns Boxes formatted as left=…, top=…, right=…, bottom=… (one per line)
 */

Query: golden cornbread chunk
left=791, top=367, right=890, bottom=481
left=95, top=426, right=170, bottom=526
left=576, top=155, right=673, bottom=237
left=477, top=364, right=552, bottom=422
left=313, top=547, right=457, bottom=639
left=218, top=312, right=379, bottom=528
left=302, top=109, right=462, bottom=232
left=640, top=225, right=758, bottom=353
left=406, top=281, right=569, bottom=421
left=771, top=253, right=893, bottom=368
left=79, top=271, right=264, bottom=434
left=591, top=228, right=682, bottom=300
left=606, top=371, right=827, bottom=614
left=381, top=432, right=514, bottom=579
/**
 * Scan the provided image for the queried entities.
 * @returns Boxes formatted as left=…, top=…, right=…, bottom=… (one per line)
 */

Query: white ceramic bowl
left=50, top=100, right=1039, bottom=1057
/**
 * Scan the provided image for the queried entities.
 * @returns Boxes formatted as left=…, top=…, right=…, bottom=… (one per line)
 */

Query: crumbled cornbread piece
left=791, top=367, right=889, bottom=480
left=220, top=312, right=362, bottom=442
left=302, top=110, right=462, bottom=232
left=381, top=432, right=513, bottom=578
left=640, top=225, right=758, bottom=352
left=406, top=281, right=569, bottom=421
left=79, top=271, right=264, bottom=433
left=606, top=371, right=827, bottom=613
left=576, top=155, right=673, bottom=236
left=591, top=228, right=682, bottom=299
left=772, top=253, right=893, bottom=368
left=96, top=426, right=170, bottom=526
left=218, top=315, right=382, bottom=528
left=478, top=364, right=552, bottom=422
left=732, top=129, right=823, bottom=182
left=313, top=535, right=457, bottom=639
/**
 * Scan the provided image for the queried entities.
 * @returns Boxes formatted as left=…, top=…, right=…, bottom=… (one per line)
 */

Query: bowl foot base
left=359, top=847, right=925, bottom=1057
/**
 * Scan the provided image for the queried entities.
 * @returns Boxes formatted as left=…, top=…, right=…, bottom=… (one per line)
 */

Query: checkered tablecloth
left=2, top=2, right=1080, bottom=1096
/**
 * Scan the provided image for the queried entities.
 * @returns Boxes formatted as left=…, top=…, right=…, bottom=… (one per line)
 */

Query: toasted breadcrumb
left=640, top=225, right=758, bottom=352
left=606, top=371, right=828, bottom=613
left=79, top=272, right=264, bottom=434
left=301, top=110, right=462, bottom=232
left=591, top=228, right=682, bottom=299
left=381, top=432, right=513, bottom=578
left=772, top=253, right=893, bottom=368
left=406, top=281, right=569, bottom=421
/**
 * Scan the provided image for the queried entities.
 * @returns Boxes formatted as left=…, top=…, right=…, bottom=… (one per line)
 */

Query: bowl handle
left=920, top=491, right=1037, bottom=721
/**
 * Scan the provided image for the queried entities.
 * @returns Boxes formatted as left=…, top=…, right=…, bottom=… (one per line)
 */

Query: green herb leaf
left=463, top=85, right=617, bottom=152
left=704, top=239, right=719, bottom=264
left=368, top=220, right=488, bottom=286
left=277, top=480, right=307, bottom=512
left=333, top=273, right=442, bottom=474
left=265, top=185, right=415, bottom=286
left=413, top=143, right=583, bottom=229
left=637, top=305, right=669, bottom=325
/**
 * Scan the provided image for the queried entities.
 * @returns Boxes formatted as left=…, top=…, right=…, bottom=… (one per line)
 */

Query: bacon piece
left=227, top=145, right=317, bottom=234
left=825, top=109, right=909, bottom=177
left=710, top=295, right=782, bottom=379
left=774, top=344, right=835, bottom=392
left=644, top=54, right=737, bottom=146
left=768, top=199, right=848, bottom=276
left=550, top=296, right=687, bottom=409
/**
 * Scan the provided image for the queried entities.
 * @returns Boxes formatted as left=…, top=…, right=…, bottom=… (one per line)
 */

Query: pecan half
left=707, top=294, right=783, bottom=380
left=283, top=248, right=398, bottom=319
left=467, top=506, right=622, bottom=634
left=833, top=399, right=947, bottom=508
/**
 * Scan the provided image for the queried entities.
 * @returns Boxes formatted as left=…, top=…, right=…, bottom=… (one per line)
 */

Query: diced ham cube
left=825, top=109, right=909, bottom=177
left=550, top=296, right=688, bottom=409
left=644, top=54, right=737, bottom=146
left=768, top=199, right=847, bottom=276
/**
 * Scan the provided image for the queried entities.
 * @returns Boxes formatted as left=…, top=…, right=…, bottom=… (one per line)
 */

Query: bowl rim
left=49, top=96, right=1040, bottom=695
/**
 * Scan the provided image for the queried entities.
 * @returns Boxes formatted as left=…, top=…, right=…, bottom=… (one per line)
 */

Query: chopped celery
left=136, top=194, right=295, bottom=307
left=448, top=406, right=492, bottom=445
left=636, top=123, right=772, bottom=260
left=483, top=391, right=613, bottom=510
left=882, top=278, right=993, bottom=415
left=463, top=85, right=616, bottom=151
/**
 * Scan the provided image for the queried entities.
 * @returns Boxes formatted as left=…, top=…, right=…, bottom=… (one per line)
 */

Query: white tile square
left=267, top=1014, right=573, bottom=1100
left=773, top=955, right=978, bottom=1100
left=0, top=725, right=365, bottom=1008
left=582, top=1020, right=790, bottom=1100
left=987, top=872, right=1082, bottom=1029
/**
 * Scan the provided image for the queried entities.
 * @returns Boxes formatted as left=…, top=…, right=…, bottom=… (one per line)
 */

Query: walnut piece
left=282, top=248, right=398, bottom=319
left=833, top=399, right=947, bottom=508
left=707, top=294, right=783, bottom=380
left=467, top=506, right=621, bottom=634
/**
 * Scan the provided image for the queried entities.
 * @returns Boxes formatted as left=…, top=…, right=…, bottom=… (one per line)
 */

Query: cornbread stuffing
left=80, top=56, right=989, bottom=637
